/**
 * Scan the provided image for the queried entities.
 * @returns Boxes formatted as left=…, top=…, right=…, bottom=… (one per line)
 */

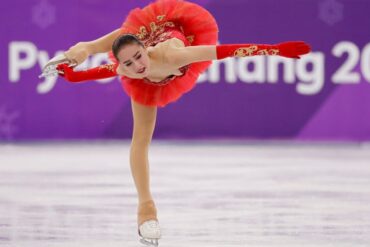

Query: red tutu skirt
left=110, top=0, right=218, bottom=107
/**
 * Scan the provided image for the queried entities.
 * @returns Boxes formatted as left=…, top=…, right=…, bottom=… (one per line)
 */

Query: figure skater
left=41, top=0, right=311, bottom=245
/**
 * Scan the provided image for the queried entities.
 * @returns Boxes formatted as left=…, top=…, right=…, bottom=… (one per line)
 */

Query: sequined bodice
left=134, top=18, right=193, bottom=86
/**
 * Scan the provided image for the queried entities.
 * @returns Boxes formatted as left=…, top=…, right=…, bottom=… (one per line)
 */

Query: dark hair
left=112, top=34, right=144, bottom=61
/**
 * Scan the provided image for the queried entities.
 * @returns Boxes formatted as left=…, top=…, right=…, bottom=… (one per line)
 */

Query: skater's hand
left=276, top=41, right=311, bottom=59
left=56, top=63, right=81, bottom=82
left=64, top=42, right=92, bottom=66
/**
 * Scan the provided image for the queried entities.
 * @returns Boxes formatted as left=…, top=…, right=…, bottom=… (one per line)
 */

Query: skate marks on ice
left=0, top=142, right=369, bottom=247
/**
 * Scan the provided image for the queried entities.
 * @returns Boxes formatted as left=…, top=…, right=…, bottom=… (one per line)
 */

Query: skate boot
left=39, top=53, right=77, bottom=78
left=138, top=200, right=161, bottom=247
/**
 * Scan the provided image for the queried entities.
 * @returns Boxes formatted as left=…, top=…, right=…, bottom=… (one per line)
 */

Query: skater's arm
left=64, top=28, right=121, bottom=65
left=87, top=28, right=122, bottom=54
left=56, top=63, right=118, bottom=83
left=168, top=41, right=311, bottom=68
left=130, top=99, right=157, bottom=201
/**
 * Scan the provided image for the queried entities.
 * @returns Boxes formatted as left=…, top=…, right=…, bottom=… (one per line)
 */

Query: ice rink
left=0, top=141, right=369, bottom=247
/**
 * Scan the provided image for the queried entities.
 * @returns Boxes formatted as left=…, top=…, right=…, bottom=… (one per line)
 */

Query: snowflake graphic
left=318, top=0, right=344, bottom=26
left=0, top=106, right=20, bottom=140
left=31, top=0, right=56, bottom=29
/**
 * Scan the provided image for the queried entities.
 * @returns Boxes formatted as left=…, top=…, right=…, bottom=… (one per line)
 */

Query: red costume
left=112, top=0, right=218, bottom=107
left=57, top=0, right=310, bottom=107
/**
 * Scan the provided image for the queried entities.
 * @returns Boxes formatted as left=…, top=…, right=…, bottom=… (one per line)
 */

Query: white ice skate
left=139, top=220, right=161, bottom=247
left=39, top=53, right=77, bottom=78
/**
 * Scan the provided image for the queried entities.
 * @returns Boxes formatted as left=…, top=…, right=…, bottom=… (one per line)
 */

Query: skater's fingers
left=64, top=42, right=90, bottom=66
left=296, top=44, right=311, bottom=54
left=64, top=52, right=80, bottom=65
left=68, top=59, right=78, bottom=68
left=56, top=63, right=71, bottom=75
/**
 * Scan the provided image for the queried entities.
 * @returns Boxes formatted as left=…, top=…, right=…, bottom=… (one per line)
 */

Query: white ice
left=0, top=141, right=369, bottom=247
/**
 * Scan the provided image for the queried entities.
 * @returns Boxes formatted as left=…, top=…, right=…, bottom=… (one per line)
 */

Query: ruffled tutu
left=110, top=0, right=218, bottom=107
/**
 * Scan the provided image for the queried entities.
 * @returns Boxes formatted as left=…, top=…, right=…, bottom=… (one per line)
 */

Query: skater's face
left=116, top=43, right=150, bottom=78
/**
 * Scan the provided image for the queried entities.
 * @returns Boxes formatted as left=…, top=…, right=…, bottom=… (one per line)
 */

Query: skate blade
left=39, top=53, right=76, bottom=79
left=38, top=67, right=60, bottom=78
left=140, top=237, right=159, bottom=247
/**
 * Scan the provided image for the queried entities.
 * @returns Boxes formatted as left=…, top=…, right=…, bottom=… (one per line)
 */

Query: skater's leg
left=130, top=143, right=154, bottom=204
left=130, top=99, right=157, bottom=204
left=130, top=100, right=161, bottom=246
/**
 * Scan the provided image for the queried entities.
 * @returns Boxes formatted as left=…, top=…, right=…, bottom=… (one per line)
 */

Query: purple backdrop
left=1, top=0, right=370, bottom=141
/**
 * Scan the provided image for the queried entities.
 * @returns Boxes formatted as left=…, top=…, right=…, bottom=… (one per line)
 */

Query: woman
left=44, top=0, right=311, bottom=246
